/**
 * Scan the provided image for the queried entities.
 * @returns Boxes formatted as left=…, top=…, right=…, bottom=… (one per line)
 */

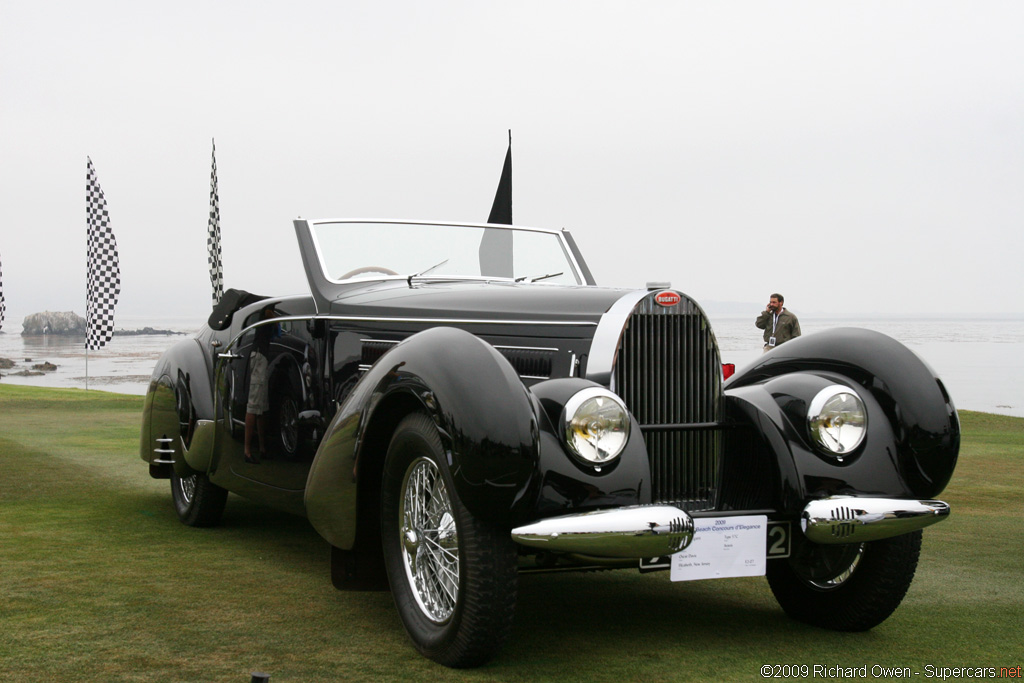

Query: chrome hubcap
left=399, top=457, right=459, bottom=623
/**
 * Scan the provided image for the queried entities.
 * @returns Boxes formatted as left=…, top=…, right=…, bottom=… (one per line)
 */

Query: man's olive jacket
left=755, top=308, right=802, bottom=347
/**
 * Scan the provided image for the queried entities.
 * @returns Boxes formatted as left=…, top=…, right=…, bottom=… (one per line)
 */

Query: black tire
left=380, top=413, right=518, bottom=668
left=171, top=470, right=228, bottom=527
left=767, top=530, right=922, bottom=631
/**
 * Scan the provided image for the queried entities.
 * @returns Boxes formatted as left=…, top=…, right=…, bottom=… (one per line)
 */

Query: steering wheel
left=338, top=266, right=399, bottom=279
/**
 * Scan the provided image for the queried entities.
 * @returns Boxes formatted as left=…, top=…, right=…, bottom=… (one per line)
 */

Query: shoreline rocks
left=19, top=312, right=185, bottom=337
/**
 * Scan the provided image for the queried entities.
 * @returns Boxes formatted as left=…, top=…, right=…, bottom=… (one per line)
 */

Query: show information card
left=670, top=515, right=767, bottom=582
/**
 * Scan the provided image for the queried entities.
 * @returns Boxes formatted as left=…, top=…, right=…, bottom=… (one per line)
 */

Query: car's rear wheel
left=275, top=393, right=300, bottom=457
left=171, top=470, right=228, bottom=527
left=380, top=413, right=518, bottom=668
left=767, top=530, right=922, bottom=631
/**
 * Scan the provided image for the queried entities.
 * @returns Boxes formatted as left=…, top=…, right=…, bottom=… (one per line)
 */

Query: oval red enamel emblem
left=654, top=291, right=681, bottom=307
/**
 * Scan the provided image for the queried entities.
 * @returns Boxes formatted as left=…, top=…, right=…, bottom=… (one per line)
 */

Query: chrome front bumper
left=802, top=496, right=950, bottom=544
left=510, top=505, right=694, bottom=559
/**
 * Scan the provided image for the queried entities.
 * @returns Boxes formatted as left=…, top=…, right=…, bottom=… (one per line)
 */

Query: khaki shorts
left=247, top=351, right=270, bottom=414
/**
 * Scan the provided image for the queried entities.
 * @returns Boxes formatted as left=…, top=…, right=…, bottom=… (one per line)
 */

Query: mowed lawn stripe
left=1, top=384, right=1021, bottom=682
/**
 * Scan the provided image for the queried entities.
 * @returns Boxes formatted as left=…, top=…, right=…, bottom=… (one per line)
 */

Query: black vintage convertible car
left=140, top=219, right=959, bottom=667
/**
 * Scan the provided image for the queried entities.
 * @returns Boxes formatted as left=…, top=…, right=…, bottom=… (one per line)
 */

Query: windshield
left=310, top=221, right=582, bottom=285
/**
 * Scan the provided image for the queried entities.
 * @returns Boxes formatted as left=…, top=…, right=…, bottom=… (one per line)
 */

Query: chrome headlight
left=562, top=388, right=630, bottom=466
left=807, top=385, right=867, bottom=459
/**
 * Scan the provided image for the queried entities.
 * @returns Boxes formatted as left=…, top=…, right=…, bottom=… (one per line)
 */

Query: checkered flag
left=208, top=139, right=224, bottom=306
left=0, top=250, right=5, bottom=332
left=86, top=157, right=120, bottom=350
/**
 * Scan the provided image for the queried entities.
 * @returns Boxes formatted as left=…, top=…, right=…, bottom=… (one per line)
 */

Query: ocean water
left=1, top=315, right=1021, bottom=418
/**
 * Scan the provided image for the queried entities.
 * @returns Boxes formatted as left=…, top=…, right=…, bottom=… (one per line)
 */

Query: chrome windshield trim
left=304, top=218, right=587, bottom=287
left=308, top=217, right=567, bottom=235
left=584, top=289, right=654, bottom=388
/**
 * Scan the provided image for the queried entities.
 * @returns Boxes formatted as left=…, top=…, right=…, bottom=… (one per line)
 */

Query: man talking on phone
left=755, top=293, right=801, bottom=352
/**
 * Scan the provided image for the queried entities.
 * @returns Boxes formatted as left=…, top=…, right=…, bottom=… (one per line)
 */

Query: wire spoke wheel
left=176, top=472, right=197, bottom=506
left=400, top=457, right=460, bottom=623
left=767, top=530, right=922, bottom=631
left=279, top=397, right=299, bottom=454
left=381, top=412, right=518, bottom=667
left=794, top=541, right=865, bottom=590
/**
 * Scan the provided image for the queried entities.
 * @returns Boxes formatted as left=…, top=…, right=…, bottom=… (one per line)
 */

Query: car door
left=213, top=301, right=326, bottom=503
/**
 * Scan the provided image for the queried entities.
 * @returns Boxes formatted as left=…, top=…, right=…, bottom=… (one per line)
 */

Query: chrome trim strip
left=225, top=315, right=595, bottom=353
left=309, top=217, right=569, bottom=235
left=493, top=344, right=560, bottom=352
left=585, top=289, right=655, bottom=387
left=511, top=505, right=694, bottom=559
left=152, top=459, right=175, bottom=465
left=801, top=497, right=950, bottom=544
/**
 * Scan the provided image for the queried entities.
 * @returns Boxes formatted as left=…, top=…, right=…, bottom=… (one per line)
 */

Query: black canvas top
left=207, top=288, right=268, bottom=330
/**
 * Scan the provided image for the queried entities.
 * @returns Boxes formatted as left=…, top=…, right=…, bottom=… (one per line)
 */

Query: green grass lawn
left=1, top=384, right=1021, bottom=682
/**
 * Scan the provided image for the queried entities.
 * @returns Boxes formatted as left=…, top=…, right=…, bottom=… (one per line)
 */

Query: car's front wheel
left=767, top=530, right=922, bottom=631
left=380, top=413, right=518, bottom=668
left=171, top=470, right=228, bottom=527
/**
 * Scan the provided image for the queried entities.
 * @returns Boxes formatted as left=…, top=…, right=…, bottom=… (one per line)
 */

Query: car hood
left=327, top=279, right=632, bottom=324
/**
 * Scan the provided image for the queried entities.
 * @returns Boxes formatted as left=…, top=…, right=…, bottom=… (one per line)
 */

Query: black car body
left=140, top=219, right=959, bottom=667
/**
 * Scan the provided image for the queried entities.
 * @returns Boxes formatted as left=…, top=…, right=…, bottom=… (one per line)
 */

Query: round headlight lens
left=807, top=386, right=867, bottom=458
left=562, top=388, right=630, bottom=465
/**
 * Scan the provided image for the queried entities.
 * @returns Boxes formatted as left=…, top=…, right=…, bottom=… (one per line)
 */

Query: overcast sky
left=1, top=1, right=1021, bottom=325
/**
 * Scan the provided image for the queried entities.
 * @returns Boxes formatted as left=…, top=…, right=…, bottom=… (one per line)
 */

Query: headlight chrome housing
left=807, top=385, right=867, bottom=460
left=561, top=388, right=630, bottom=468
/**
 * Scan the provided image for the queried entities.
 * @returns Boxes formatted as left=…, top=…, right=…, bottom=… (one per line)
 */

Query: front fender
left=305, top=326, right=540, bottom=550
left=724, top=328, right=959, bottom=509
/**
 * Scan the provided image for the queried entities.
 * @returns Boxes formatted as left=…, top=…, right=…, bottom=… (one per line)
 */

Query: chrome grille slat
left=612, top=295, right=723, bottom=512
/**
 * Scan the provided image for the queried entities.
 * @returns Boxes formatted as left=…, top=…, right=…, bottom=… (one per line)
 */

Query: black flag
left=480, top=131, right=513, bottom=277
left=208, top=139, right=225, bottom=306
left=86, top=157, right=120, bottom=350
left=487, top=130, right=513, bottom=225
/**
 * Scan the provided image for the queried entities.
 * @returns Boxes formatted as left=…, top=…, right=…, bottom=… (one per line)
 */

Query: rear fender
left=139, top=337, right=216, bottom=476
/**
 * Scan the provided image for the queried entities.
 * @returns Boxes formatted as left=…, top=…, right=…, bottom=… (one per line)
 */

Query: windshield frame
left=306, top=219, right=587, bottom=286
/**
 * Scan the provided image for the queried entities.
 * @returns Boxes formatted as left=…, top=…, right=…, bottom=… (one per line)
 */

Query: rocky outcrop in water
left=21, top=311, right=86, bottom=336
left=19, top=312, right=185, bottom=337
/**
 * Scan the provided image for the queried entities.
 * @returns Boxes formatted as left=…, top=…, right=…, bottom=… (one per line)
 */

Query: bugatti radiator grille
left=612, top=295, right=724, bottom=512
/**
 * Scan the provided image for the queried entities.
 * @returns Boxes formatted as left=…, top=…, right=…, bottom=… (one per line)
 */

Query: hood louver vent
left=495, top=347, right=554, bottom=380
left=360, top=339, right=553, bottom=380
